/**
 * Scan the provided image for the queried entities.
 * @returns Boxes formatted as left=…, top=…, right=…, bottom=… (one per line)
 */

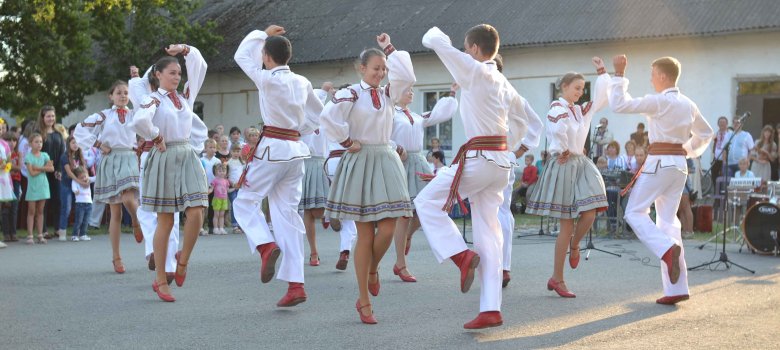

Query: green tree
left=0, top=0, right=221, bottom=121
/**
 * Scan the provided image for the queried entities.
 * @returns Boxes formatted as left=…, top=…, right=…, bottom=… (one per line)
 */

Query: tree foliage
left=0, top=0, right=221, bottom=120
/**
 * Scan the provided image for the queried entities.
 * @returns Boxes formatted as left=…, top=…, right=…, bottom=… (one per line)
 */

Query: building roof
left=192, top=0, right=780, bottom=71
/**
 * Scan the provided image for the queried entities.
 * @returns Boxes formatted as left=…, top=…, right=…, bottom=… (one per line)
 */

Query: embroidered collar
left=360, top=80, right=380, bottom=90
left=111, top=105, right=129, bottom=111
left=270, top=66, right=291, bottom=76
left=662, top=87, right=679, bottom=94
left=157, top=88, right=176, bottom=96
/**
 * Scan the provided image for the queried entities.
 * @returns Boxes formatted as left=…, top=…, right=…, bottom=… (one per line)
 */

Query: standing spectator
left=426, top=137, right=444, bottom=163
left=38, top=106, right=66, bottom=239
left=605, top=140, right=628, bottom=171
left=624, top=140, right=638, bottom=173
left=226, top=143, right=244, bottom=233
left=25, top=133, right=54, bottom=244
left=1, top=132, right=21, bottom=242
left=216, top=135, right=231, bottom=162
left=630, top=122, right=649, bottom=148
left=773, top=123, right=780, bottom=181
left=214, top=124, right=225, bottom=140
left=201, top=139, right=221, bottom=235
left=209, top=163, right=231, bottom=235
left=0, top=124, right=15, bottom=248
left=711, top=116, right=732, bottom=184
left=240, top=127, right=260, bottom=162
left=56, top=136, right=87, bottom=240
left=592, top=117, right=613, bottom=160
left=535, top=150, right=548, bottom=176
left=726, top=117, right=754, bottom=177
left=750, top=125, right=777, bottom=183
left=70, top=166, right=93, bottom=241
left=431, top=150, right=446, bottom=174
left=515, top=154, right=538, bottom=214
left=228, top=126, right=244, bottom=150
left=207, top=129, right=218, bottom=143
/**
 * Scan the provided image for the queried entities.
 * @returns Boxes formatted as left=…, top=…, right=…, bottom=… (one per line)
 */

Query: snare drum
left=748, top=194, right=771, bottom=209
left=742, top=202, right=780, bottom=255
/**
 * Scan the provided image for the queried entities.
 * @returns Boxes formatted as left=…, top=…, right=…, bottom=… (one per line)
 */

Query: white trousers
left=498, top=169, right=515, bottom=271
left=139, top=152, right=180, bottom=273
left=235, top=157, right=306, bottom=283
left=624, top=165, right=689, bottom=296
left=88, top=202, right=105, bottom=227
left=415, top=158, right=509, bottom=312
left=326, top=156, right=356, bottom=253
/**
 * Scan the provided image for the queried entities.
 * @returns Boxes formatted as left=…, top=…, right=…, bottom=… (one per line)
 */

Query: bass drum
left=742, top=202, right=780, bottom=255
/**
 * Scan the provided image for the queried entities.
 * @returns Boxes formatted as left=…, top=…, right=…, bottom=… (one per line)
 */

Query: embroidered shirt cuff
left=383, top=44, right=396, bottom=56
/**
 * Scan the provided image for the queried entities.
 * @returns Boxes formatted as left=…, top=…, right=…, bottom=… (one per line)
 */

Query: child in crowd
left=70, top=166, right=93, bottom=241
left=209, top=163, right=232, bottom=235
left=240, top=127, right=260, bottom=162
left=1, top=132, right=21, bottom=242
left=56, top=136, right=87, bottom=240
left=596, top=156, right=608, bottom=172
left=516, top=154, right=538, bottom=214
left=431, top=150, right=446, bottom=174
left=226, top=143, right=244, bottom=233
left=228, top=126, right=244, bottom=150
left=201, top=139, right=221, bottom=236
left=25, top=133, right=54, bottom=244
left=735, top=157, right=754, bottom=178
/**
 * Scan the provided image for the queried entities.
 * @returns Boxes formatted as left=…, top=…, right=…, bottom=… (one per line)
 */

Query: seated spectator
left=605, top=140, right=628, bottom=171
left=515, top=154, right=538, bottom=214
left=240, top=127, right=260, bottom=162
left=633, top=146, right=647, bottom=173
left=624, top=140, right=638, bottom=173
left=735, top=157, right=755, bottom=178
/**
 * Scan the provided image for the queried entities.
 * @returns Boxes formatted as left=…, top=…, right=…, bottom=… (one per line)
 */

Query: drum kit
left=719, top=178, right=780, bottom=256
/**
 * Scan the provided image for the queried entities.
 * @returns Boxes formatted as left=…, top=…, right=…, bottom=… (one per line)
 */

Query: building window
left=550, top=81, right=591, bottom=104
left=423, top=91, right=453, bottom=152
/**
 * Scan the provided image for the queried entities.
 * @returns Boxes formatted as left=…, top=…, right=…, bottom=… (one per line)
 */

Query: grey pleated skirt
left=141, top=141, right=208, bottom=213
left=299, top=156, right=329, bottom=210
left=94, top=148, right=139, bottom=204
left=404, top=151, right=432, bottom=209
left=325, top=144, right=413, bottom=222
left=526, top=153, right=608, bottom=219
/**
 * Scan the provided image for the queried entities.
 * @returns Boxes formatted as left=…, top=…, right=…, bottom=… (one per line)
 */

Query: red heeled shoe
left=393, top=265, right=417, bottom=282
left=569, top=246, right=581, bottom=269
left=502, top=270, right=511, bottom=288
left=368, top=270, right=380, bottom=296
left=153, top=280, right=175, bottom=302
left=321, top=217, right=330, bottom=230
left=257, top=242, right=280, bottom=283
left=547, top=278, right=576, bottom=298
left=112, top=258, right=125, bottom=274
left=309, top=254, right=320, bottom=267
left=355, top=299, right=377, bottom=324
left=463, top=311, right=503, bottom=329
left=175, top=262, right=187, bottom=287
left=661, top=244, right=682, bottom=284
left=277, top=282, right=307, bottom=307
left=148, top=252, right=155, bottom=271
left=451, top=250, right=480, bottom=293
left=133, top=225, right=143, bottom=243
left=656, top=294, right=689, bottom=305
left=336, top=250, right=349, bottom=271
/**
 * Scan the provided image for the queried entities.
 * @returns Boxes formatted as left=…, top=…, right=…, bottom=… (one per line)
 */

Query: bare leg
left=179, top=206, right=203, bottom=264
left=27, top=201, right=36, bottom=239
left=35, top=201, right=46, bottom=238
left=108, top=204, right=122, bottom=260
left=121, top=190, right=140, bottom=228
left=393, top=216, right=410, bottom=269
left=154, top=213, right=174, bottom=294
left=571, top=209, right=597, bottom=248
left=304, top=209, right=323, bottom=259
left=213, top=210, right=220, bottom=232
left=355, top=221, right=375, bottom=316
left=370, top=218, right=396, bottom=275
left=677, top=197, right=693, bottom=234
left=552, top=218, right=574, bottom=283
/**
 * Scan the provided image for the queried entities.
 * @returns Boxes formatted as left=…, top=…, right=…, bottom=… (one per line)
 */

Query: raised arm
left=320, top=88, right=355, bottom=147
left=234, top=29, right=270, bottom=89
left=300, top=83, right=324, bottom=136
left=128, top=65, right=152, bottom=109
left=422, top=91, right=459, bottom=127
left=583, top=57, right=611, bottom=123
left=73, top=113, right=105, bottom=151
left=130, top=96, right=160, bottom=141
left=682, top=103, right=714, bottom=158
left=422, top=27, right=480, bottom=90
left=608, top=55, right=660, bottom=115
left=379, top=33, right=416, bottom=105
left=510, top=92, right=543, bottom=152
left=180, top=45, right=208, bottom=108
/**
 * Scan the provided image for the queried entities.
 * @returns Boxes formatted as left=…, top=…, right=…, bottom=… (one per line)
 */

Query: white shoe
left=0, top=241, right=7, bottom=248
left=221, top=228, right=228, bottom=235
left=71, top=236, right=80, bottom=242
left=80, top=235, right=91, bottom=241
left=58, top=230, right=67, bottom=241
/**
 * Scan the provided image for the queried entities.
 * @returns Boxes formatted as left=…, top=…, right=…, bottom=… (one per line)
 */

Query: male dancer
left=610, top=55, right=713, bottom=304
left=415, top=25, right=541, bottom=329
left=233, top=25, right=323, bottom=307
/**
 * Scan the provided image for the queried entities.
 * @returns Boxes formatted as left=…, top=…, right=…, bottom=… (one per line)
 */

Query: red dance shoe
left=656, top=294, right=689, bottom=305
left=277, top=282, right=307, bottom=307
left=355, top=299, right=377, bottom=324
left=256, top=242, right=281, bottom=283
left=174, top=262, right=187, bottom=287
left=661, top=244, right=682, bottom=284
left=451, top=250, right=480, bottom=293
left=502, top=270, right=511, bottom=288
left=148, top=252, right=155, bottom=271
left=569, top=246, right=580, bottom=269
left=336, top=250, right=349, bottom=271
left=463, top=311, right=503, bottom=329
left=309, top=254, right=320, bottom=267
left=153, top=280, right=175, bottom=302
left=368, top=271, right=380, bottom=296
left=393, top=265, right=417, bottom=283
left=547, top=278, right=576, bottom=298
left=112, top=258, right=125, bottom=274
left=321, top=217, right=330, bottom=229
left=133, top=225, right=143, bottom=243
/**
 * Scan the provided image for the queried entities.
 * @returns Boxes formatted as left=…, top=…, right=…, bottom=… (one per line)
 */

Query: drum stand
left=582, top=226, right=621, bottom=260
left=698, top=193, right=744, bottom=250
left=689, top=132, right=754, bottom=274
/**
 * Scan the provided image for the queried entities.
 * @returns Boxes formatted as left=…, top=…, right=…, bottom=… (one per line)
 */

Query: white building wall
left=65, top=31, right=780, bottom=168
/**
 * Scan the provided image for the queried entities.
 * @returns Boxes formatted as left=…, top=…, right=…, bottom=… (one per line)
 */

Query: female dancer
left=390, top=85, right=458, bottom=282
left=74, top=81, right=143, bottom=273
left=526, top=57, right=611, bottom=298
left=299, top=123, right=329, bottom=266
left=322, top=33, right=416, bottom=324
left=132, top=44, right=209, bottom=302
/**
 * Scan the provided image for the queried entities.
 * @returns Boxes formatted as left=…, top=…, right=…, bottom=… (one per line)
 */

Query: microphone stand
left=517, top=137, right=558, bottom=239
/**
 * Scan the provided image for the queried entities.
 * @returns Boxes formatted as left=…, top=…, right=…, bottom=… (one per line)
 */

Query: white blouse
left=129, top=45, right=208, bottom=153
left=74, top=105, right=137, bottom=151
left=301, top=130, right=328, bottom=158
left=321, top=48, right=416, bottom=146
left=421, top=27, right=542, bottom=168
left=234, top=30, right=323, bottom=162
left=545, top=73, right=610, bottom=156
left=391, top=96, right=458, bottom=152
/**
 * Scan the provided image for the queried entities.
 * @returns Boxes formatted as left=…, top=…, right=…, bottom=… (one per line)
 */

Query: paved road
left=1, top=226, right=778, bottom=349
